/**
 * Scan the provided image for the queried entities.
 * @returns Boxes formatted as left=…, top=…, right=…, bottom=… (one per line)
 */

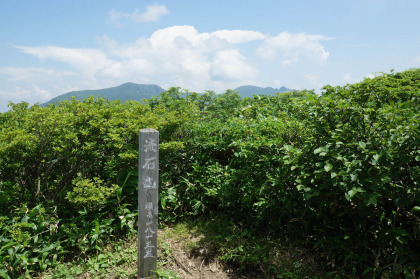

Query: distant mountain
left=234, top=85, right=294, bottom=98
left=42, top=83, right=165, bottom=106
left=41, top=83, right=295, bottom=106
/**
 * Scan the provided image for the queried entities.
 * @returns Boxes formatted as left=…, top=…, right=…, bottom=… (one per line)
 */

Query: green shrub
left=0, top=93, right=194, bottom=277
left=0, top=69, right=418, bottom=277
left=159, top=69, right=420, bottom=277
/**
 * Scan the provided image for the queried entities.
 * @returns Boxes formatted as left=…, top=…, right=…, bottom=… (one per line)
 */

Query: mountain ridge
left=41, top=83, right=295, bottom=106
left=233, top=85, right=294, bottom=98
left=41, top=83, right=166, bottom=106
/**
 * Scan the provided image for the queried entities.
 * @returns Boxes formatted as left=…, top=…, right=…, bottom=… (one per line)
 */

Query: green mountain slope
left=234, top=85, right=294, bottom=98
left=42, top=83, right=165, bottom=106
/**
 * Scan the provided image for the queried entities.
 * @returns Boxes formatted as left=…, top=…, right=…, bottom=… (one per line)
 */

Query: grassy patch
left=36, top=233, right=179, bottom=279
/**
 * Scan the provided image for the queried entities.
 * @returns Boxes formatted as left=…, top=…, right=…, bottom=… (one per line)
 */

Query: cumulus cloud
left=257, top=32, right=330, bottom=66
left=147, top=26, right=264, bottom=50
left=211, top=30, right=265, bottom=44
left=210, top=49, right=257, bottom=81
left=109, top=4, right=169, bottom=25
left=14, top=25, right=330, bottom=93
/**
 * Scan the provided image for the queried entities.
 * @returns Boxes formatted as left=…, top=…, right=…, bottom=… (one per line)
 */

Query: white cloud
left=95, top=26, right=260, bottom=90
left=366, top=72, right=385, bottom=80
left=149, top=25, right=202, bottom=48
left=108, top=4, right=169, bottom=25
left=257, top=32, right=330, bottom=66
left=147, top=26, right=264, bottom=50
left=60, top=86, right=79, bottom=93
left=211, top=30, right=265, bottom=44
left=108, top=9, right=124, bottom=26
left=14, top=25, right=330, bottom=94
left=0, top=86, right=31, bottom=99
left=343, top=73, right=352, bottom=81
left=210, top=49, right=257, bottom=81
left=16, top=46, right=111, bottom=77
left=0, top=67, right=76, bottom=81
left=0, top=84, right=51, bottom=100
left=32, top=84, right=51, bottom=100
left=135, top=3, right=169, bottom=22
left=100, top=58, right=155, bottom=80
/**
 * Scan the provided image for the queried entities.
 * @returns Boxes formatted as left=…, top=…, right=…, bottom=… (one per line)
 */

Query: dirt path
left=163, top=247, right=233, bottom=279
left=158, top=227, right=264, bottom=279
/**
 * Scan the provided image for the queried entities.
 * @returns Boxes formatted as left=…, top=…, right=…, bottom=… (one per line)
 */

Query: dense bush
left=160, top=69, right=420, bottom=277
left=0, top=69, right=419, bottom=278
left=0, top=96, right=193, bottom=278
left=0, top=98, right=185, bottom=210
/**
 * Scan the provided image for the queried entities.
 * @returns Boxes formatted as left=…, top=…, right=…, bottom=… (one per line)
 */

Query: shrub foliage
left=0, top=69, right=419, bottom=278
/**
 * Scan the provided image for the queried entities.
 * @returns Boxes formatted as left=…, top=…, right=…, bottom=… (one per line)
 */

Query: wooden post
left=138, top=128, right=159, bottom=279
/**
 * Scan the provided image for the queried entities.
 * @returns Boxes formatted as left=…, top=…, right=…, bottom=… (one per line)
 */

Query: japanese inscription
left=138, top=128, right=159, bottom=278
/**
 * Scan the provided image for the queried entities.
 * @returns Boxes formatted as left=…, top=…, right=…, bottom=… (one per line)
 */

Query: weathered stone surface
left=138, top=128, right=159, bottom=278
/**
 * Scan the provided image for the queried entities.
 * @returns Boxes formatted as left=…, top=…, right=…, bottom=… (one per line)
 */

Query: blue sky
left=1, top=0, right=419, bottom=112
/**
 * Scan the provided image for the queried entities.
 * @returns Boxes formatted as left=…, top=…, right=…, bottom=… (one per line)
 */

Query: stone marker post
left=138, top=128, right=159, bottom=279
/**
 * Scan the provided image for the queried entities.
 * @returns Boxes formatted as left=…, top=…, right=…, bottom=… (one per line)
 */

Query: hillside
left=233, top=85, right=294, bottom=98
left=42, top=83, right=165, bottom=106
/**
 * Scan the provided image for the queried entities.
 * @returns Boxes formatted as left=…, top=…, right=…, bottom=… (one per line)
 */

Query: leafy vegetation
left=0, top=69, right=419, bottom=278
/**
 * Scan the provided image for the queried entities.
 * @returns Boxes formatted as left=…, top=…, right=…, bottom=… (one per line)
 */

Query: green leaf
left=296, top=185, right=305, bottom=191
left=381, top=176, right=391, bottom=183
left=331, top=172, right=337, bottom=178
left=240, top=105, right=252, bottom=112
left=362, top=267, right=373, bottom=276
left=411, top=206, right=420, bottom=213
left=284, top=145, right=294, bottom=152
left=95, top=220, right=99, bottom=234
left=324, top=163, right=333, bottom=172
left=314, top=147, right=323, bottom=154
left=20, top=255, right=28, bottom=265
left=371, top=154, right=380, bottom=165
left=116, top=187, right=122, bottom=201
left=368, top=197, right=377, bottom=206
left=0, top=269, right=10, bottom=279
left=345, top=188, right=356, bottom=201
left=393, top=228, right=409, bottom=236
